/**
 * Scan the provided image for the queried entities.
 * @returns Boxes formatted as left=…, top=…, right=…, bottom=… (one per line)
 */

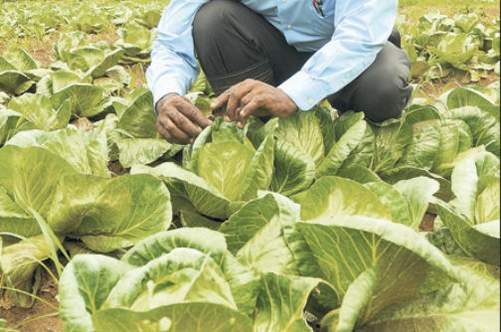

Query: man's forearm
left=147, top=0, right=207, bottom=106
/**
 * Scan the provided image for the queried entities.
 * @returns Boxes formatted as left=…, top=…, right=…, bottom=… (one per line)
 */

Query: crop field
left=0, top=0, right=500, bottom=331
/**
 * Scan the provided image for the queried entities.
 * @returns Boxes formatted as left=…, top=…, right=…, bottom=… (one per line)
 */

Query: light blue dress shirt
left=147, top=0, right=398, bottom=111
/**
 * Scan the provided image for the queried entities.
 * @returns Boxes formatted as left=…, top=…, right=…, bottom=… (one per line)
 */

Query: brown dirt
left=108, top=161, right=129, bottom=176
left=416, top=72, right=500, bottom=99
left=420, top=213, right=436, bottom=232
left=88, top=29, right=119, bottom=45
left=27, top=37, right=58, bottom=66
left=0, top=35, right=57, bottom=66
left=72, top=117, right=94, bottom=131
left=0, top=274, right=62, bottom=332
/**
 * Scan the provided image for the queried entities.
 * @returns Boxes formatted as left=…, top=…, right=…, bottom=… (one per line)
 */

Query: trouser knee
left=362, top=78, right=413, bottom=122
left=338, top=43, right=412, bottom=122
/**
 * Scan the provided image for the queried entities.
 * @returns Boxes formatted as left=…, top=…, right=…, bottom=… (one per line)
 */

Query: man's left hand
left=211, top=79, right=298, bottom=126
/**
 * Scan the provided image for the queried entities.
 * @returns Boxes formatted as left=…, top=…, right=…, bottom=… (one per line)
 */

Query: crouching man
left=148, top=0, right=412, bottom=144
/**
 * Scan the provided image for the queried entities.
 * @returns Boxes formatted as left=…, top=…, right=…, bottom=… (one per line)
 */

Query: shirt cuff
left=278, top=71, right=333, bottom=111
left=151, top=77, right=185, bottom=107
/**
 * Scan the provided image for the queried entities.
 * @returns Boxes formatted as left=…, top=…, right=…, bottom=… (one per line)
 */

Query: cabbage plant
left=0, top=145, right=172, bottom=306
left=59, top=228, right=330, bottom=332
left=435, top=148, right=500, bottom=265
left=133, top=118, right=275, bottom=220
left=0, top=49, right=39, bottom=95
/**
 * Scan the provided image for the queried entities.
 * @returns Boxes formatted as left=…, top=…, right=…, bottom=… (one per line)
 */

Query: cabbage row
left=0, top=1, right=500, bottom=332
left=402, top=11, right=500, bottom=81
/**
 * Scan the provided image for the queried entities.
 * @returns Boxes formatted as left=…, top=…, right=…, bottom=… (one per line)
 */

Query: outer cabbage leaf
left=58, top=255, right=134, bottom=331
left=0, top=49, right=37, bottom=95
left=49, top=70, right=91, bottom=94
left=0, top=71, right=32, bottom=95
left=333, top=112, right=375, bottom=169
left=431, top=119, right=474, bottom=176
left=59, top=249, right=252, bottom=332
left=271, top=141, right=316, bottom=196
left=239, top=135, right=275, bottom=201
left=116, top=89, right=156, bottom=139
left=364, top=177, right=439, bottom=229
left=115, top=137, right=171, bottom=169
left=113, top=89, right=175, bottom=168
left=0, top=235, right=50, bottom=308
left=54, top=31, right=87, bottom=63
left=336, top=166, right=381, bottom=184
left=446, top=106, right=499, bottom=157
left=179, top=209, right=221, bottom=230
left=434, top=33, right=478, bottom=69
left=116, top=22, right=154, bottom=60
left=450, top=148, right=499, bottom=221
left=321, top=255, right=500, bottom=332
left=131, top=163, right=233, bottom=219
left=105, top=248, right=237, bottom=310
left=1, top=49, right=37, bottom=72
left=0, top=146, right=76, bottom=220
left=435, top=148, right=500, bottom=265
left=370, top=119, right=412, bottom=174
left=435, top=202, right=500, bottom=266
left=93, top=304, right=252, bottom=332
left=8, top=93, right=71, bottom=131
left=253, top=273, right=330, bottom=332
left=48, top=174, right=172, bottom=253
left=275, top=111, right=325, bottom=165
left=0, top=187, right=38, bottom=238
left=297, top=216, right=462, bottom=328
left=197, top=141, right=255, bottom=201
left=87, top=49, right=124, bottom=79
left=317, top=113, right=369, bottom=177
left=400, top=119, right=442, bottom=170
left=51, top=83, right=106, bottom=118
left=121, top=228, right=260, bottom=316
left=6, top=127, right=110, bottom=177
left=220, top=193, right=301, bottom=275
left=446, top=87, right=499, bottom=120
left=0, top=108, right=20, bottom=145
left=380, top=166, right=453, bottom=202
left=292, top=177, right=391, bottom=222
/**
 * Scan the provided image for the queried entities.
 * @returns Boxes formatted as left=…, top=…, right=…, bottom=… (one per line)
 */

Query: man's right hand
left=156, top=93, right=212, bottom=145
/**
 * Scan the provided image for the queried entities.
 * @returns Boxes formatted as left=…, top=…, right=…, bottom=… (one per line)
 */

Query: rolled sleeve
left=280, top=0, right=398, bottom=111
left=149, top=76, right=185, bottom=106
left=279, top=71, right=332, bottom=110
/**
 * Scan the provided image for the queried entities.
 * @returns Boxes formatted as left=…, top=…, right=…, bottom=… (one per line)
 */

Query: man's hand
left=156, top=93, right=212, bottom=144
left=211, top=79, right=298, bottom=126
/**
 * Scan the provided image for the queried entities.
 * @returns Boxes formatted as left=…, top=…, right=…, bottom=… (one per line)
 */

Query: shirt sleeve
left=146, top=0, right=209, bottom=106
left=279, top=0, right=398, bottom=111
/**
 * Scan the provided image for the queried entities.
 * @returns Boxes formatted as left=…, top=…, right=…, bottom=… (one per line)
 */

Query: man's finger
left=156, top=121, right=171, bottom=140
left=169, top=109, right=202, bottom=137
left=211, top=89, right=231, bottom=111
left=238, top=98, right=263, bottom=122
left=178, top=100, right=212, bottom=128
left=226, top=81, right=258, bottom=120
left=159, top=115, right=191, bottom=144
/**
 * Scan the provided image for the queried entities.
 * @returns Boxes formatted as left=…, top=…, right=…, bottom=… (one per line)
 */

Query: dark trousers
left=192, top=0, right=412, bottom=122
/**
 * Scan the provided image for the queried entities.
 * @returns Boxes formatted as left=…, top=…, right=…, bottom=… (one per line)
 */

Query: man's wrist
left=155, top=93, right=180, bottom=115
left=279, top=71, right=328, bottom=111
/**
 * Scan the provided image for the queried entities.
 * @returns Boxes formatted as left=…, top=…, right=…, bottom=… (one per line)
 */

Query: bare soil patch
left=1, top=274, right=62, bottom=332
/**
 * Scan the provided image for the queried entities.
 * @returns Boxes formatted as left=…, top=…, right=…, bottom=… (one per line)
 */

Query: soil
left=420, top=213, right=436, bottom=232
left=0, top=274, right=63, bottom=332
left=416, top=72, right=499, bottom=99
